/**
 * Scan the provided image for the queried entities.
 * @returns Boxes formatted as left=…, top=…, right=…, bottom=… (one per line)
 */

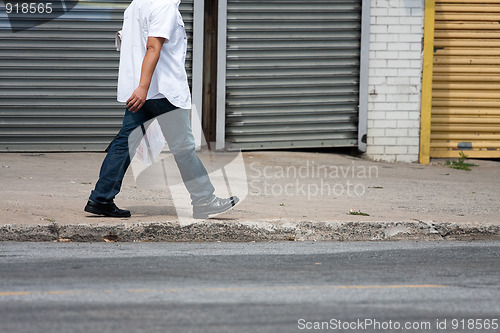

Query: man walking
left=84, top=0, right=238, bottom=219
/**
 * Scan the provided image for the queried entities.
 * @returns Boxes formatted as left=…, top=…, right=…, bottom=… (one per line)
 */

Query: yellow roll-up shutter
left=432, top=0, right=500, bottom=158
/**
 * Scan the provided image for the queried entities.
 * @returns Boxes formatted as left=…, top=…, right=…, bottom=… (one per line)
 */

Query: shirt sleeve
left=148, top=1, right=177, bottom=42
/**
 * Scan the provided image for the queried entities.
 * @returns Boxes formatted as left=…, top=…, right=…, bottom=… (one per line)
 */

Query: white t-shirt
left=117, top=0, right=191, bottom=109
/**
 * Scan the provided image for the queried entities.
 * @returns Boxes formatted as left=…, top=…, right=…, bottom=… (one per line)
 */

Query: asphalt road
left=0, top=241, right=499, bottom=333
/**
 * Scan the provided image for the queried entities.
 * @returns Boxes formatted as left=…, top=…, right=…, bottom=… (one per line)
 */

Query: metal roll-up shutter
left=224, top=0, right=361, bottom=150
left=0, top=0, right=194, bottom=152
left=432, top=0, right=500, bottom=158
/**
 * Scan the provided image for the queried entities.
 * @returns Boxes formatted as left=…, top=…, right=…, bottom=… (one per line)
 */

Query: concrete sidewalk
left=0, top=151, right=499, bottom=242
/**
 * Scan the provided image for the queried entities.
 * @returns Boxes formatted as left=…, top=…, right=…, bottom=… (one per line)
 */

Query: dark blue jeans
left=89, top=98, right=215, bottom=206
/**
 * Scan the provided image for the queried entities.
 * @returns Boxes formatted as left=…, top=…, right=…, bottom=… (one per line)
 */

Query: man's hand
left=126, top=86, right=148, bottom=113
left=126, top=36, right=165, bottom=113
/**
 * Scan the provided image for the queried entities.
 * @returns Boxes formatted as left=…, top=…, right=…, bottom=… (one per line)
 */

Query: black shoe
left=193, top=196, right=240, bottom=219
left=84, top=200, right=131, bottom=218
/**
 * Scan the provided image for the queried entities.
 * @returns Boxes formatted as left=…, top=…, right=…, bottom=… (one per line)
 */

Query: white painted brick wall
left=365, top=0, right=424, bottom=163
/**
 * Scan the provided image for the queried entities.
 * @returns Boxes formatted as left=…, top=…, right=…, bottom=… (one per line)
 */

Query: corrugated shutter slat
left=224, top=0, right=361, bottom=150
left=432, top=0, right=500, bottom=158
left=0, top=0, right=193, bottom=151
